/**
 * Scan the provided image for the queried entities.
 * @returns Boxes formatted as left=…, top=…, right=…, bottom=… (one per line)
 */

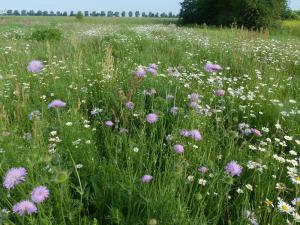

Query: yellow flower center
left=282, top=205, right=289, bottom=212
left=296, top=177, right=300, bottom=182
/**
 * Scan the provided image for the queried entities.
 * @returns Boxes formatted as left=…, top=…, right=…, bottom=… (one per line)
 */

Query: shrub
left=30, top=27, right=62, bottom=41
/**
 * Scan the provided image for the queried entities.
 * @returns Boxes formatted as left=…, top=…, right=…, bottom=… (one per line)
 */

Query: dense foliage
left=179, top=0, right=289, bottom=28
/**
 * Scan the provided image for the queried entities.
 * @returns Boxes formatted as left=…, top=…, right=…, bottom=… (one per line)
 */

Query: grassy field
left=0, top=16, right=300, bottom=225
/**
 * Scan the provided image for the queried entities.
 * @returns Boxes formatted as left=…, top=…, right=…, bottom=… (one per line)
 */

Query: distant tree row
left=0, top=10, right=178, bottom=18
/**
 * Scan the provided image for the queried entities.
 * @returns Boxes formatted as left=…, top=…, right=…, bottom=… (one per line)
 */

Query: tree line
left=0, top=10, right=178, bottom=18
left=179, top=0, right=298, bottom=28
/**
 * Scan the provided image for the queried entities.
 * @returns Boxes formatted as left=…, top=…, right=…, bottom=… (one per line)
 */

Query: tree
left=6, top=10, right=13, bottom=15
left=84, top=11, right=89, bottom=16
left=49, top=11, right=55, bottom=16
left=28, top=10, right=35, bottom=16
left=142, top=12, right=147, bottom=17
left=43, top=11, right=48, bottom=16
left=135, top=11, right=140, bottom=17
left=56, top=11, right=62, bottom=16
left=168, top=12, right=173, bottom=18
left=179, top=0, right=288, bottom=28
left=36, top=10, right=43, bottom=16
left=13, top=10, right=20, bottom=16
left=21, top=10, right=27, bottom=16
left=121, top=11, right=126, bottom=17
left=128, top=11, right=133, bottom=17
left=114, top=11, right=120, bottom=17
left=70, top=11, right=75, bottom=16
left=160, top=12, right=168, bottom=18
left=76, top=11, right=84, bottom=20
left=107, top=11, right=113, bottom=17
left=100, top=11, right=106, bottom=16
left=62, top=11, right=68, bottom=16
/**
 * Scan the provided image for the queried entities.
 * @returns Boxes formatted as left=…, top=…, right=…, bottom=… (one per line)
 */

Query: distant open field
left=0, top=16, right=300, bottom=225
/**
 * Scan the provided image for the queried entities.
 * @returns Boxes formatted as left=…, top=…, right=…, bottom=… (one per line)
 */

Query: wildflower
left=146, top=67, right=157, bottom=76
left=27, top=60, right=44, bottom=73
left=190, top=101, right=199, bottom=109
left=198, top=166, right=209, bottom=174
left=174, top=144, right=184, bottom=154
left=31, top=186, right=49, bottom=204
left=251, top=129, right=262, bottom=137
left=141, top=175, right=153, bottom=183
left=180, top=129, right=190, bottom=137
left=187, top=176, right=194, bottom=182
left=28, top=110, right=42, bottom=120
left=188, top=93, right=199, bottom=102
left=204, top=62, right=223, bottom=73
left=237, top=188, right=244, bottom=194
left=149, top=63, right=158, bottom=70
left=166, top=94, right=174, bottom=100
left=3, top=167, right=27, bottom=189
left=105, top=121, right=114, bottom=127
left=48, top=100, right=66, bottom=109
left=225, top=161, right=242, bottom=177
left=198, top=179, right=207, bottom=186
left=170, top=107, right=179, bottom=116
left=90, top=108, right=103, bottom=115
left=278, top=199, right=294, bottom=214
left=245, top=184, right=253, bottom=191
left=292, top=198, right=300, bottom=206
left=214, top=90, right=225, bottom=97
left=135, top=68, right=146, bottom=78
left=291, top=176, right=300, bottom=184
left=12, top=200, right=37, bottom=216
left=146, top=113, right=158, bottom=124
left=125, top=101, right=135, bottom=110
left=148, top=218, right=158, bottom=225
left=189, top=129, right=202, bottom=141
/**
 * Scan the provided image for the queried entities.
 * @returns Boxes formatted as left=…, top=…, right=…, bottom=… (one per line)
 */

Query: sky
left=1, top=0, right=299, bottom=13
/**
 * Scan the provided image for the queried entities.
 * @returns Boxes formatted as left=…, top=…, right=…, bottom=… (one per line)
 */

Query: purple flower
left=198, top=166, right=209, bottom=174
left=48, top=100, right=66, bottom=109
left=31, top=186, right=49, bottom=204
left=170, top=107, right=179, bottom=116
left=3, top=167, right=27, bottom=189
left=105, top=121, right=114, bottom=127
left=174, top=144, right=184, bottom=154
left=146, top=113, right=158, bottom=124
left=149, top=63, right=158, bottom=70
left=189, top=93, right=199, bottom=102
left=189, top=129, right=202, bottom=141
left=251, top=129, right=262, bottom=137
left=146, top=67, right=157, bottom=76
left=190, top=101, right=199, bottom=109
left=214, top=90, right=225, bottom=97
left=27, top=60, right=44, bottom=73
left=12, top=200, right=37, bottom=216
left=135, top=68, right=146, bottom=78
left=225, top=161, right=242, bottom=177
left=125, top=101, right=135, bottom=110
left=204, top=62, right=223, bottom=73
left=141, top=175, right=153, bottom=183
left=180, top=129, right=190, bottom=137
left=166, top=95, right=174, bottom=100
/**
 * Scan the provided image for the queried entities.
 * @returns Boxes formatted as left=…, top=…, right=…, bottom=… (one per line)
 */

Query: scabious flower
left=105, top=121, right=114, bottom=127
left=189, top=130, right=202, bottom=141
left=13, top=200, right=37, bottom=216
left=198, top=166, right=209, bottom=174
left=146, top=67, right=157, bottom=76
left=189, top=93, right=199, bottom=102
left=31, top=186, right=49, bottom=204
left=141, top=175, right=153, bottom=183
left=149, top=63, right=158, bottom=70
left=214, top=90, right=225, bottom=97
left=28, top=110, right=42, bottom=120
left=48, top=100, right=66, bottom=109
left=251, top=128, right=262, bottom=137
left=225, top=161, right=242, bottom=177
left=27, top=60, right=44, bottom=73
left=170, top=107, right=179, bottom=116
left=190, top=101, right=199, bottom=109
left=125, top=101, right=135, bottom=110
left=174, top=144, right=184, bottom=154
left=135, top=68, right=146, bottom=78
left=3, top=167, right=27, bottom=189
left=146, top=113, right=158, bottom=124
left=180, top=129, right=190, bottom=137
left=204, top=62, right=223, bottom=72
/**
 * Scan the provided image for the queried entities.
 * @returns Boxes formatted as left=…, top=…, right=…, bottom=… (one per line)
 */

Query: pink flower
left=251, top=129, right=262, bottom=137
left=27, top=60, right=44, bottom=73
left=189, top=129, right=202, bottom=141
left=214, top=90, right=225, bottom=97
left=146, top=113, right=158, bottom=124
left=12, top=200, right=37, bottom=216
left=204, top=62, right=223, bottom=73
left=48, top=100, right=66, bottom=108
left=3, top=167, right=27, bottom=189
left=198, top=166, right=209, bottom=174
left=174, top=144, right=184, bottom=154
left=141, top=175, right=153, bottom=183
left=31, top=186, right=49, bottom=204
left=105, top=121, right=114, bottom=127
left=225, top=161, right=242, bottom=177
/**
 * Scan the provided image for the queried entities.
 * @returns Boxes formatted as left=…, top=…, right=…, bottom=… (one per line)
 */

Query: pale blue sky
left=1, top=0, right=300, bottom=13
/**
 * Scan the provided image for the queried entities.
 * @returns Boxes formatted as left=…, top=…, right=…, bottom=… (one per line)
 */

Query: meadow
left=0, top=16, right=300, bottom=225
